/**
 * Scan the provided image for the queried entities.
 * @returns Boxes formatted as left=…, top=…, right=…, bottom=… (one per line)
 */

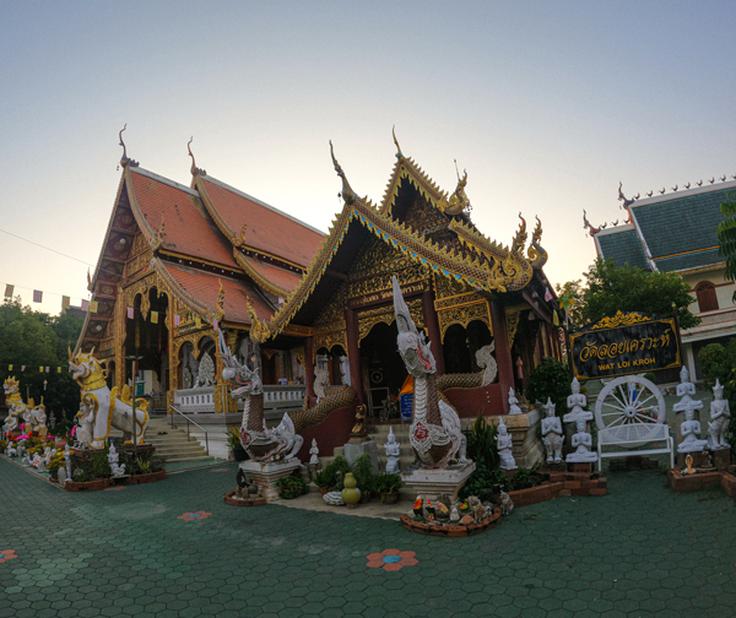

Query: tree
left=555, top=279, right=585, bottom=329
left=718, top=196, right=736, bottom=302
left=576, top=259, right=699, bottom=329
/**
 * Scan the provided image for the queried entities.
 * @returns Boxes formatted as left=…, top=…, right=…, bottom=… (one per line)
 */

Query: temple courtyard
left=1, top=458, right=734, bottom=617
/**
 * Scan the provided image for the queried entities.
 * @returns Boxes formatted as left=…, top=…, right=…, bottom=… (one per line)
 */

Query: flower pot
left=380, top=491, right=399, bottom=504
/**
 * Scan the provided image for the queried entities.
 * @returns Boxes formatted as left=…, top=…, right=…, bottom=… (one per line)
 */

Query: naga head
left=392, top=276, right=436, bottom=377
left=216, top=326, right=263, bottom=397
left=3, top=376, right=20, bottom=398
left=68, top=347, right=106, bottom=388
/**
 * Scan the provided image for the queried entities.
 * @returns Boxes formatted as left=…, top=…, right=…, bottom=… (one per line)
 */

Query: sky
left=0, top=1, right=734, bottom=315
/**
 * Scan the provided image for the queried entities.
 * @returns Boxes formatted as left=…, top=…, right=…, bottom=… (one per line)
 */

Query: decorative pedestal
left=239, top=460, right=303, bottom=502
left=401, top=462, right=475, bottom=499
left=342, top=440, right=379, bottom=470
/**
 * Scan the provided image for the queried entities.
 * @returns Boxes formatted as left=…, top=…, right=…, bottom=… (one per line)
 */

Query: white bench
left=597, top=422, right=674, bottom=471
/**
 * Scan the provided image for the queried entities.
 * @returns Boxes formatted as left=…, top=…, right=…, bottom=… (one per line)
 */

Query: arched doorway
left=443, top=320, right=493, bottom=374
left=359, top=322, right=406, bottom=421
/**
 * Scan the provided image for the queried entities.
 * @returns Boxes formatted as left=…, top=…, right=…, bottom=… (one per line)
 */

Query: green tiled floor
left=1, top=457, right=735, bottom=617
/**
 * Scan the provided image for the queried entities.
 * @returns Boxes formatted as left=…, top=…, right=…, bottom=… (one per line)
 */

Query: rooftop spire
left=117, top=123, right=139, bottom=169
left=445, top=159, right=470, bottom=216
left=329, top=140, right=358, bottom=205
left=392, top=125, right=404, bottom=159
left=187, top=137, right=206, bottom=177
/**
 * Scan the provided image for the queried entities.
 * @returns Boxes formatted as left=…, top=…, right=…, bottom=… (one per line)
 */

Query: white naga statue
left=674, top=366, right=707, bottom=454
left=508, top=387, right=522, bottom=415
left=541, top=398, right=563, bottom=464
left=392, top=276, right=468, bottom=468
left=497, top=418, right=517, bottom=470
left=338, top=355, right=351, bottom=387
left=217, top=327, right=303, bottom=462
left=564, top=378, right=597, bottom=463
left=475, top=342, right=498, bottom=386
left=384, top=425, right=401, bottom=474
left=108, top=443, right=127, bottom=477
left=68, top=348, right=150, bottom=449
left=708, top=379, right=731, bottom=450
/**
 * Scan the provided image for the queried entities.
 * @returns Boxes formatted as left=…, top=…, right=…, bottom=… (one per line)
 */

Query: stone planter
left=224, top=490, right=267, bottom=507
left=128, top=469, right=166, bottom=485
left=400, top=508, right=502, bottom=537
left=64, top=478, right=111, bottom=492
left=380, top=492, right=400, bottom=504
left=720, top=471, right=736, bottom=497
left=667, top=468, right=721, bottom=492
left=508, top=481, right=565, bottom=507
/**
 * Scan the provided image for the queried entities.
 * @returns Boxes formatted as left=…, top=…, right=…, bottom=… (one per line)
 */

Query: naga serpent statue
left=392, top=276, right=469, bottom=468
left=217, top=327, right=303, bottom=462
left=68, top=348, right=150, bottom=449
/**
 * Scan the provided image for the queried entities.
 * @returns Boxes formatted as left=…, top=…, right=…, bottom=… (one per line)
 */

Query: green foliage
left=555, top=279, right=585, bottom=328
left=314, top=455, right=350, bottom=490
left=351, top=454, right=376, bottom=495
left=276, top=473, right=308, bottom=499
left=89, top=449, right=111, bottom=478
left=508, top=466, right=546, bottom=490
left=577, top=259, right=699, bottom=329
left=373, top=473, right=402, bottom=495
left=459, top=462, right=505, bottom=501
left=697, top=343, right=733, bottom=387
left=0, top=300, right=83, bottom=422
left=226, top=427, right=247, bottom=460
left=526, top=358, right=571, bottom=413
left=718, top=197, right=736, bottom=301
left=464, top=416, right=498, bottom=471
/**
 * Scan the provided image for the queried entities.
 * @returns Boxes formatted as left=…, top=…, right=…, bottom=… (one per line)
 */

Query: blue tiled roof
left=596, top=228, right=650, bottom=270
left=654, top=247, right=723, bottom=272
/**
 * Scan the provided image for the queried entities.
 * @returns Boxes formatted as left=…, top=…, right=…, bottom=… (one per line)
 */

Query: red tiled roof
left=160, top=262, right=272, bottom=325
left=127, top=169, right=238, bottom=269
left=197, top=177, right=324, bottom=268
left=238, top=255, right=303, bottom=293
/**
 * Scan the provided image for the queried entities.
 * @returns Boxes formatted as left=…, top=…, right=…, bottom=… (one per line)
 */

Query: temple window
left=443, top=320, right=493, bottom=374
left=695, top=281, right=718, bottom=313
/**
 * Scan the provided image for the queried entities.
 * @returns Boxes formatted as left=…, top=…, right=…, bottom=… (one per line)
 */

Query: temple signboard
left=569, top=311, right=681, bottom=381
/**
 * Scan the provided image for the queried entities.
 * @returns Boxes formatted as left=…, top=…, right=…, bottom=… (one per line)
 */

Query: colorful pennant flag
left=81, top=299, right=90, bottom=311
left=89, top=300, right=98, bottom=314
left=212, top=318, right=219, bottom=331
left=33, top=290, right=43, bottom=303
left=7, top=364, right=13, bottom=371
left=174, top=314, right=181, bottom=327
left=21, top=365, right=26, bottom=372
left=150, top=310, right=159, bottom=325
left=552, top=310, right=560, bottom=327
left=127, top=306, right=134, bottom=319
left=45, top=366, right=50, bottom=373
left=38, top=366, right=43, bottom=373
left=56, top=367, right=62, bottom=374
left=543, top=287, right=554, bottom=303
left=61, top=295, right=70, bottom=310
left=4, top=284, right=14, bottom=298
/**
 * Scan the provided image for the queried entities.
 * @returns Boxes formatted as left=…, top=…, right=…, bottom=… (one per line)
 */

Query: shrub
left=314, top=455, right=350, bottom=490
left=277, top=473, right=308, bottom=499
left=351, top=454, right=376, bottom=496
left=374, top=473, right=402, bottom=495
left=464, top=416, right=498, bottom=471
left=526, top=358, right=571, bottom=413
left=697, top=343, right=731, bottom=387
left=459, top=462, right=505, bottom=501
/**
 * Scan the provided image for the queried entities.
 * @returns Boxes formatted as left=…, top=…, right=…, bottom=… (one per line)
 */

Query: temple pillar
left=304, top=336, right=316, bottom=407
left=421, top=289, right=445, bottom=374
left=490, top=299, right=513, bottom=413
left=344, top=308, right=364, bottom=404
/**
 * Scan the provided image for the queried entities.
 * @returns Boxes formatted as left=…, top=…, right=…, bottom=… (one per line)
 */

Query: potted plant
left=313, top=456, right=350, bottom=494
left=227, top=427, right=248, bottom=461
left=276, top=473, right=308, bottom=499
left=374, top=472, right=402, bottom=504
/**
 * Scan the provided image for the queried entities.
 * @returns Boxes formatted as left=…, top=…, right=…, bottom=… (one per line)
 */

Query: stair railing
left=168, top=404, right=210, bottom=456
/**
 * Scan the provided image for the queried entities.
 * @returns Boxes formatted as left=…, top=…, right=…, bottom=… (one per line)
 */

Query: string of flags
left=4, top=282, right=96, bottom=312
left=4, top=364, right=65, bottom=374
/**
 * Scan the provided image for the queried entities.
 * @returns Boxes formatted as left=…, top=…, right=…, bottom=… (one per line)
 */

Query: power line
left=0, top=227, right=95, bottom=267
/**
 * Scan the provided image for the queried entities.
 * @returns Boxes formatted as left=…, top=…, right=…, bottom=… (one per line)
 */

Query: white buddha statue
left=384, top=426, right=401, bottom=474
left=677, top=406, right=708, bottom=453
left=708, top=379, right=731, bottom=451
left=541, top=398, right=563, bottom=464
left=563, top=377, right=592, bottom=423
left=566, top=417, right=598, bottom=463
left=508, top=387, right=522, bottom=415
left=497, top=418, right=517, bottom=470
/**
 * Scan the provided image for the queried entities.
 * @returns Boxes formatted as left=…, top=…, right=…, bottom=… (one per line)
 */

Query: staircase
left=367, top=423, right=416, bottom=470
left=145, top=417, right=211, bottom=463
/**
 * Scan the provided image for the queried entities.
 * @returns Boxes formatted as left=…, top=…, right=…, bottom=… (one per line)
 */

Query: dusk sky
left=1, top=1, right=734, bottom=315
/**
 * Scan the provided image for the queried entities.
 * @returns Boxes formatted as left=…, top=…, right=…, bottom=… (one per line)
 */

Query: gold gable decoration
left=590, top=310, right=651, bottom=330
left=357, top=299, right=424, bottom=343
left=434, top=292, right=492, bottom=342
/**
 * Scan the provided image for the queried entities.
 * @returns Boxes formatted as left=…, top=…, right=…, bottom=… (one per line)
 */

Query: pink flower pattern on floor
left=0, top=549, right=18, bottom=564
left=366, top=549, right=418, bottom=572
left=177, top=511, right=212, bottom=522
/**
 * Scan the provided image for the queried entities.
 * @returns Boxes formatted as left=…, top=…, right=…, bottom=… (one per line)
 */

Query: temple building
left=78, top=130, right=561, bottom=459
left=588, top=178, right=736, bottom=380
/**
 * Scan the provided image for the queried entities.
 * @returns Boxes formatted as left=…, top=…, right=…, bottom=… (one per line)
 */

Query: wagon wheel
left=594, top=375, right=665, bottom=430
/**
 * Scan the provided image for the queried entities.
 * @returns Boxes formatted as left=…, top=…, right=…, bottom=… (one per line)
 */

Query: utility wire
left=0, top=227, right=94, bottom=267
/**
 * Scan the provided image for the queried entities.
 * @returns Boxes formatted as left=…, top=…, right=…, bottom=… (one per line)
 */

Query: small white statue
left=6, top=443, right=17, bottom=457
left=541, top=398, right=563, bottom=464
left=108, top=443, right=126, bottom=477
left=674, top=366, right=706, bottom=453
left=676, top=366, right=696, bottom=399
left=497, top=418, right=517, bottom=470
left=64, top=444, right=72, bottom=481
left=708, top=379, right=731, bottom=450
left=508, top=387, right=522, bottom=415
left=565, top=378, right=592, bottom=421
left=566, top=417, right=598, bottom=463
left=42, top=447, right=55, bottom=468
left=338, top=355, right=351, bottom=387
left=309, top=438, right=320, bottom=466
left=450, top=505, right=460, bottom=522
left=384, top=426, right=401, bottom=474
left=313, top=355, right=329, bottom=402
left=31, top=453, right=43, bottom=470
left=75, top=397, right=96, bottom=449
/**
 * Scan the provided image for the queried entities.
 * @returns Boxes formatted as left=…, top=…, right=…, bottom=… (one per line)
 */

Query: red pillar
left=344, top=308, right=364, bottom=403
left=421, top=289, right=445, bottom=374
left=490, top=299, right=513, bottom=413
left=304, top=336, right=316, bottom=407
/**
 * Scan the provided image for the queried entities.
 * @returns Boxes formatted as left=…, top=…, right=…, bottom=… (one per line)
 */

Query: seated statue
left=563, top=378, right=593, bottom=424
left=384, top=426, right=401, bottom=474
left=566, top=417, right=598, bottom=463
left=677, top=408, right=708, bottom=453
left=508, top=387, right=522, bottom=415
left=708, top=379, right=731, bottom=451
left=497, top=418, right=517, bottom=470
left=541, top=398, right=563, bottom=464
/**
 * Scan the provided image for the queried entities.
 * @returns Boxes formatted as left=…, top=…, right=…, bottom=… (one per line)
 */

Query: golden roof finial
left=215, top=279, right=225, bottom=321
left=511, top=212, right=528, bottom=255
left=445, top=159, right=470, bottom=216
left=246, top=300, right=270, bottom=343
left=187, top=137, right=206, bottom=177
left=329, top=140, right=358, bottom=205
left=117, top=123, right=139, bottom=169
left=392, top=125, right=404, bottom=159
